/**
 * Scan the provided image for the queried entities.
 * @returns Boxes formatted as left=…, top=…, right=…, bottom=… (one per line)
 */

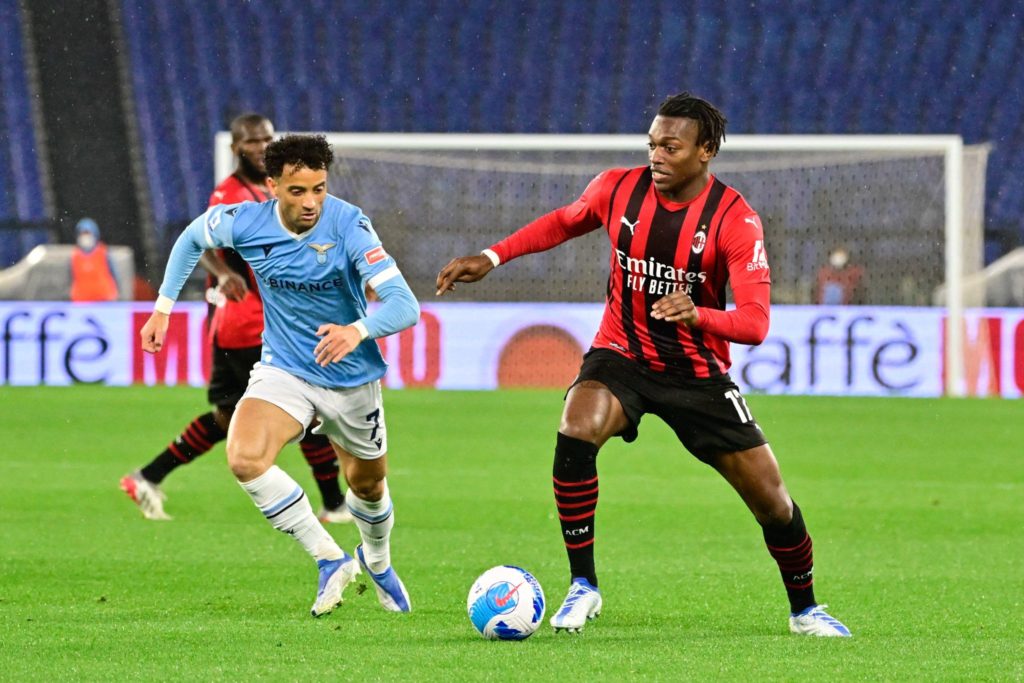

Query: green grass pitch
left=0, top=386, right=1021, bottom=681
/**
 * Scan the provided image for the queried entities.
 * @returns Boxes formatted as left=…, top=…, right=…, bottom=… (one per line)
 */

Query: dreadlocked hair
left=656, top=92, right=727, bottom=156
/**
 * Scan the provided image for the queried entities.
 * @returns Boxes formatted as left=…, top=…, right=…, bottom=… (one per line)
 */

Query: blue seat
left=97, top=0, right=1024, bottom=250
left=0, top=0, right=46, bottom=221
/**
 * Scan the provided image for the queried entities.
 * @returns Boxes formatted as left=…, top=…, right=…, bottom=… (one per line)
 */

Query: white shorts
left=241, top=364, right=387, bottom=460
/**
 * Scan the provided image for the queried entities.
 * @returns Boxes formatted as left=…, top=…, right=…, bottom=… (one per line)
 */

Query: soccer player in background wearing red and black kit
left=436, top=93, right=850, bottom=637
left=121, top=114, right=350, bottom=524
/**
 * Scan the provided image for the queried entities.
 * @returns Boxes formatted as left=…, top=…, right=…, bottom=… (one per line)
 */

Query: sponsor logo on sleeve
left=205, top=208, right=221, bottom=232
left=747, top=239, right=769, bottom=271
left=364, top=246, right=387, bottom=265
left=203, top=208, right=223, bottom=246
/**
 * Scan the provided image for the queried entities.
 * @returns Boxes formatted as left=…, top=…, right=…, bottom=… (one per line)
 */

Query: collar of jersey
left=274, top=201, right=323, bottom=241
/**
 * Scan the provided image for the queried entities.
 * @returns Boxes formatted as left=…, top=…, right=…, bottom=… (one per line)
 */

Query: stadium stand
left=2, top=1, right=1022, bottom=267
left=0, top=0, right=50, bottom=267
left=0, top=0, right=46, bottom=224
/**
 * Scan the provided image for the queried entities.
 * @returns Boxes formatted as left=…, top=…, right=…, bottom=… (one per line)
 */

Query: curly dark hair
left=264, top=134, right=334, bottom=178
left=656, top=92, right=727, bottom=156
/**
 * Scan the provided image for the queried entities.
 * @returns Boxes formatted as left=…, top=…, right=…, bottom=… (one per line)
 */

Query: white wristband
left=352, top=320, right=370, bottom=341
left=154, top=295, right=175, bottom=315
left=481, top=249, right=500, bottom=267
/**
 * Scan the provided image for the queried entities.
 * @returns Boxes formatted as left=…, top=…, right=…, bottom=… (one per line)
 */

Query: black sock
left=763, top=501, right=816, bottom=613
left=553, top=432, right=600, bottom=587
left=299, top=433, right=344, bottom=510
left=141, top=412, right=226, bottom=484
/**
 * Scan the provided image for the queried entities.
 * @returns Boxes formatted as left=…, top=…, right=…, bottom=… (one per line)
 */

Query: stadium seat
left=0, top=0, right=998, bottom=263
left=0, top=0, right=46, bottom=222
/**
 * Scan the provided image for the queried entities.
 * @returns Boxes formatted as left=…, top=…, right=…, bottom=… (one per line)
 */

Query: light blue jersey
left=158, top=195, right=419, bottom=388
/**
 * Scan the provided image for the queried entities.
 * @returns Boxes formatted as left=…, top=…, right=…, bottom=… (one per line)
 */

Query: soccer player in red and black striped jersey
left=121, top=114, right=349, bottom=524
left=436, top=93, right=850, bottom=637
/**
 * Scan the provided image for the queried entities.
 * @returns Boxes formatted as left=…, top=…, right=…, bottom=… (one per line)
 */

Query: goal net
left=214, top=133, right=988, bottom=393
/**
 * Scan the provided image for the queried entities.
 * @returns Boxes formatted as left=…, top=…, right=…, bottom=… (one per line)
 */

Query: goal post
left=214, top=132, right=983, bottom=396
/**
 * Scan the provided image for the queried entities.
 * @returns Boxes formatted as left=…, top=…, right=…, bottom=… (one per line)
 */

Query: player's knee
left=558, top=417, right=604, bottom=445
left=226, top=439, right=267, bottom=482
left=347, top=475, right=384, bottom=501
left=755, top=497, right=794, bottom=529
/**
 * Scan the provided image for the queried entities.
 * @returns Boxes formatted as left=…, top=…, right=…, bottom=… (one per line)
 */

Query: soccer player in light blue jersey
left=140, top=135, right=419, bottom=617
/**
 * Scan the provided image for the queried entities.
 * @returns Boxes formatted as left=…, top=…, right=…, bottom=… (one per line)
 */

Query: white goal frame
left=215, top=132, right=968, bottom=396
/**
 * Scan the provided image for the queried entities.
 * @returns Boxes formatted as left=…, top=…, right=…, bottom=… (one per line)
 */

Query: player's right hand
left=435, top=254, right=495, bottom=295
left=140, top=312, right=170, bottom=353
left=217, top=271, right=249, bottom=302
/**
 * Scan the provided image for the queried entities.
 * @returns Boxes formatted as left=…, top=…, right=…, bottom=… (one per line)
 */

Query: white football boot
left=789, top=604, right=852, bottom=637
left=317, top=505, right=354, bottom=524
left=355, top=544, right=411, bottom=612
left=550, top=578, right=602, bottom=632
left=310, top=553, right=361, bottom=617
left=119, top=471, right=171, bottom=520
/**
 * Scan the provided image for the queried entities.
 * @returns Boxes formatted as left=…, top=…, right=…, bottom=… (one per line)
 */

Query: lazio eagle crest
left=308, top=242, right=336, bottom=265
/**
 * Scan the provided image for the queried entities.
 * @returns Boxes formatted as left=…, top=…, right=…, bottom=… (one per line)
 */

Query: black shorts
left=570, top=348, right=768, bottom=462
left=207, top=344, right=261, bottom=408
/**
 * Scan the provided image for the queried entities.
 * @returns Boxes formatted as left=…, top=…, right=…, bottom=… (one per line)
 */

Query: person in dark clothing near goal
left=436, top=93, right=850, bottom=637
left=121, top=114, right=350, bottom=524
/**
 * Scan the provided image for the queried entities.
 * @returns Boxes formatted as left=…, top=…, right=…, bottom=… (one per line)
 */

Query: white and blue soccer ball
left=467, top=565, right=546, bottom=640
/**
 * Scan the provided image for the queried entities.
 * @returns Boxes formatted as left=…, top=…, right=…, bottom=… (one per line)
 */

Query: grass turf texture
left=0, top=387, right=1021, bottom=681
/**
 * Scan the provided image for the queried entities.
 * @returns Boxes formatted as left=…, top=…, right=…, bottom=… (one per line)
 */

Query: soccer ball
left=466, top=565, right=546, bottom=640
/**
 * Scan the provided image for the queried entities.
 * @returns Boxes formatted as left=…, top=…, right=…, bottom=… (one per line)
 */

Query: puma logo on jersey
left=620, top=216, right=639, bottom=235
left=308, top=242, right=336, bottom=264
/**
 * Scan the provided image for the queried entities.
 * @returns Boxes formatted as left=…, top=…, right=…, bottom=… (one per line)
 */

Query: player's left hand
left=651, top=291, right=701, bottom=326
left=314, top=324, right=362, bottom=367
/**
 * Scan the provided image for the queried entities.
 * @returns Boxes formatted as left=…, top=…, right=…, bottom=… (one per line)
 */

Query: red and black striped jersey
left=489, top=167, right=771, bottom=379
left=206, top=173, right=270, bottom=349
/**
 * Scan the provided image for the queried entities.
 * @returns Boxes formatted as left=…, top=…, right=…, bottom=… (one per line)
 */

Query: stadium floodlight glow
left=215, top=133, right=978, bottom=397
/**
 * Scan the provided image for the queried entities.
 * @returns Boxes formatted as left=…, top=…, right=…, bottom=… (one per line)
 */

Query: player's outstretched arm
left=435, top=254, right=494, bottom=296
left=140, top=311, right=170, bottom=353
